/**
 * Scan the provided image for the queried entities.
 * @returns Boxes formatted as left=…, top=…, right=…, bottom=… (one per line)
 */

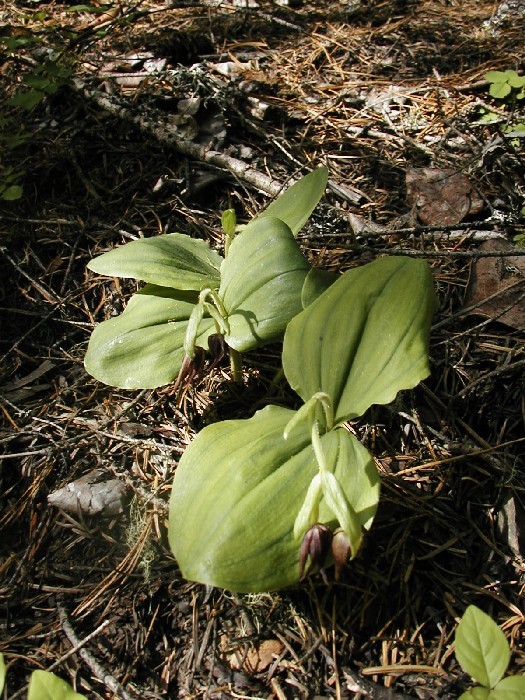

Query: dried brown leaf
left=47, top=469, right=128, bottom=516
left=464, top=239, right=525, bottom=329
left=406, top=167, right=484, bottom=225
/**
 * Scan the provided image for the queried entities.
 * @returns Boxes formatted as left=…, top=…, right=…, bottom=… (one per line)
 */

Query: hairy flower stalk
left=180, top=287, right=244, bottom=382
left=292, top=412, right=362, bottom=579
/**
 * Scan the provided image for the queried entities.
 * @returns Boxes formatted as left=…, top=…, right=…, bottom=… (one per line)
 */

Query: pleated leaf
left=257, top=166, right=328, bottom=235
left=282, top=256, right=436, bottom=423
left=219, top=217, right=310, bottom=352
left=168, top=405, right=379, bottom=592
left=455, top=606, right=510, bottom=689
left=84, top=285, right=215, bottom=388
left=87, top=233, right=223, bottom=291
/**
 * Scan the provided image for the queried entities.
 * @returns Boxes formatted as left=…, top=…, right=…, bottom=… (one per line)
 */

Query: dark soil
left=1, top=1, right=524, bottom=698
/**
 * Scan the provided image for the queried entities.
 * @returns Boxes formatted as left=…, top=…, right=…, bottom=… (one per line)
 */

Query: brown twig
left=73, top=79, right=286, bottom=197
left=57, top=599, right=137, bottom=700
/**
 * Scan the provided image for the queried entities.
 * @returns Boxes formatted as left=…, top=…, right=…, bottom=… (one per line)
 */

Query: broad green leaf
left=257, top=167, right=328, bottom=235
left=84, top=285, right=214, bottom=388
left=219, top=217, right=310, bottom=352
left=168, top=405, right=379, bottom=592
left=490, top=676, right=525, bottom=699
left=0, top=653, right=5, bottom=694
left=87, top=233, right=223, bottom=291
left=301, top=267, right=339, bottom=308
left=282, top=256, right=436, bottom=423
left=27, top=670, right=86, bottom=700
left=455, top=606, right=510, bottom=689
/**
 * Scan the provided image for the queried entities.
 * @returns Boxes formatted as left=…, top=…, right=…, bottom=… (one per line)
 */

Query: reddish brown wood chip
left=406, top=167, right=484, bottom=225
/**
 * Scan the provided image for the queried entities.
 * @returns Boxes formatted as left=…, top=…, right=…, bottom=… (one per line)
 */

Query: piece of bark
left=464, top=239, right=525, bottom=329
left=496, top=491, right=525, bottom=562
left=47, top=469, right=128, bottom=516
left=406, top=168, right=484, bottom=225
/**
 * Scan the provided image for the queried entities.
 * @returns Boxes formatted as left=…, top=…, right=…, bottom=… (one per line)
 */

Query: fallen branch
left=73, top=79, right=285, bottom=197
left=58, top=599, right=137, bottom=700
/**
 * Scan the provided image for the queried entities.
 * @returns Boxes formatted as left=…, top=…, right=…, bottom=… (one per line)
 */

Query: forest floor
left=1, top=0, right=524, bottom=698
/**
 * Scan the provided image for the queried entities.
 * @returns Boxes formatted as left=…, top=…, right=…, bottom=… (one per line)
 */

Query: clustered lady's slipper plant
left=84, top=168, right=329, bottom=388
left=85, top=167, right=437, bottom=592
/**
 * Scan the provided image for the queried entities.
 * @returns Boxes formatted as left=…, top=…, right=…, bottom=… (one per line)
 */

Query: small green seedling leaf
left=484, top=70, right=525, bottom=100
left=84, top=285, right=215, bottom=388
left=459, top=689, right=491, bottom=700
left=283, top=256, right=436, bottom=423
left=7, top=90, right=47, bottom=110
left=257, top=166, right=328, bottom=236
left=479, top=109, right=501, bottom=123
left=490, top=675, right=525, bottom=699
left=489, top=82, right=512, bottom=99
left=1, top=184, right=23, bottom=200
left=455, top=606, right=510, bottom=689
left=87, top=233, right=223, bottom=291
left=484, top=71, right=507, bottom=83
left=0, top=653, right=5, bottom=694
left=168, top=405, right=379, bottom=592
left=27, top=670, right=87, bottom=700
left=1, top=35, right=42, bottom=51
left=67, top=4, right=100, bottom=11
left=221, top=208, right=236, bottom=237
left=219, top=217, right=310, bottom=352
left=23, top=75, right=53, bottom=90
left=507, top=73, right=525, bottom=89
left=460, top=675, right=525, bottom=700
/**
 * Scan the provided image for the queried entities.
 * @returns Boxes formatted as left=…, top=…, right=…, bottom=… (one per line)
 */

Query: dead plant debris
left=1, top=1, right=524, bottom=698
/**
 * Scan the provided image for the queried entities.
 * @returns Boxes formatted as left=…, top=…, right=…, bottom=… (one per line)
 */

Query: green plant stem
left=314, top=392, right=334, bottom=432
left=311, top=420, right=328, bottom=472
left=229, top=348, right=243, bottom=382
left=224, top=233, right=234, bottom=257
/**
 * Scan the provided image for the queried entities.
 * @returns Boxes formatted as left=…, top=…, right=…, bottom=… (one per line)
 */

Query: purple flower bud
left=174, top=346, right=207, bottom=392
left=331, top=529, right=351, bottom=581
left=299, top=523, right=333, bottom=580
